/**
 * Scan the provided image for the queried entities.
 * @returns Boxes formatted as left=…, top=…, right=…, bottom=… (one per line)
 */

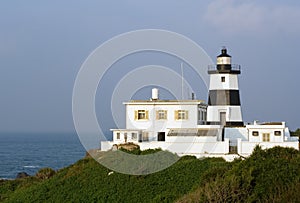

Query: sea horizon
left=0, top=132, right=86, bottom=179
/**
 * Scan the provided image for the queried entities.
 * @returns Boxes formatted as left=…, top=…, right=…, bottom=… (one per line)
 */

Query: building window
left=142, top=132, right=149, bottom=141
left=274, top=131, right=281, bottom=136
left=262, top=133, right=270, bottom=142
left=116, top=132, right=120, bottom=139
left=221, top=76, right=225, bottom=82
left=135, top=110, right=149, bottom=120
left=252, top=131, right=259, bottom=136
left=156, top=110, right=167, bottom=120
left=132, top=132, right=137, bottom=140
left=175, top=110, right=188, bottom=120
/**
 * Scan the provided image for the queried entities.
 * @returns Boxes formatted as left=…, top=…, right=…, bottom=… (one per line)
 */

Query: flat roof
left=124, top=99, right=206, bottom=105
left=110, top=129, right=145, bottom=131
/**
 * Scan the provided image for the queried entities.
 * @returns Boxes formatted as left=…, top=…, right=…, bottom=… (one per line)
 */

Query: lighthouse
left=207, top=48, right=243, bottom=127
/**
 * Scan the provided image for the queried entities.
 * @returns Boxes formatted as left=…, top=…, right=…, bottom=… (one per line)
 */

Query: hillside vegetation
left=1, top=146, right=300, bottom=203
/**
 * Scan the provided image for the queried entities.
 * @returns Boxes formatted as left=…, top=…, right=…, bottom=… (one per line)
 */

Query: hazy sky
left=1, top=0, right=300, bottom=134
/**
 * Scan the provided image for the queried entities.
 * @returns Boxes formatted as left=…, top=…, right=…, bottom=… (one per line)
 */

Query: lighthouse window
left=221, top=76, right=225, bottom=82
left=156, top=110, right=167, bottom=120
left=274, top=131, right=281, bottom=136
left=175, top=110, right=188, bottom=120
left=116, top=132, right=120, bottom=139
left=135, top=110, right=149, bottom=120
left=252, top=131, right=259, bottom=136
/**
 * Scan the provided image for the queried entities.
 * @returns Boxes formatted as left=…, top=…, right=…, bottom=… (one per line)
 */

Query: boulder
left=16, top=172, right=29, bottom=179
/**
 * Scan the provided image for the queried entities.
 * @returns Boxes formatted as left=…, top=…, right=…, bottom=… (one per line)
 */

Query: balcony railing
left=208, top=64, right=241, bottom=72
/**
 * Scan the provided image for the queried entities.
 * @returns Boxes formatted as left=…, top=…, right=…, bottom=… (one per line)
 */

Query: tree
left=290, top=128, right=300, bottom=137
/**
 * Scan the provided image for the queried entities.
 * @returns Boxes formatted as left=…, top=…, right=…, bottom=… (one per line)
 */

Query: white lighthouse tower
left=207, top=48, right=243, bottom=127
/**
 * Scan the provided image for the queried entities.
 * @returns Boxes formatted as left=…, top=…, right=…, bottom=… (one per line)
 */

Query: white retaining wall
left=101, top=138, right=229, bottom=155
left=237, top=138, right=299, bottom=156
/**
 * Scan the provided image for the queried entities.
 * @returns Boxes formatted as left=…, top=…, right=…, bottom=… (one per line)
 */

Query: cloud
left=203, top=0, right=300, bottom=36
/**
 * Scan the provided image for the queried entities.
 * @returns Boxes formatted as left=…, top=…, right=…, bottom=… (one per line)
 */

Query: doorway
left=158, top=132, right=165, bottom=141
left=220, top=112, right=226, bottom=126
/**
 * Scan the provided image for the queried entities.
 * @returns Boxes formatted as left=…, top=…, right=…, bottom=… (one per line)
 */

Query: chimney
left=151, top=88, right=159, bottom=100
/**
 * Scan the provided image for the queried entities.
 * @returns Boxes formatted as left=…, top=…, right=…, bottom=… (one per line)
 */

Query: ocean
left=0, top=133, right=86, bottom=179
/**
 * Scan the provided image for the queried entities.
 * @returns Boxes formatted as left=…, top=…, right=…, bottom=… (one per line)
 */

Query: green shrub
left=1, top=147, right=299, bottom=203
left=177, top=146, right=300, bottom=203
left=36, top=168, right=56, bottom=180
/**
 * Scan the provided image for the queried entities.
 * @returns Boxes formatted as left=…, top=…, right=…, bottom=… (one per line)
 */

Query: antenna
left=181, top=62, right=184, bottom=100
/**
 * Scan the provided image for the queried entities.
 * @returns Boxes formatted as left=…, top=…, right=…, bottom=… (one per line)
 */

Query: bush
left=290, top=128, right=300, bottom=137
left=2, top=147, right=299, bottom=203
left=36, top=168, right=56, bottom=180
left=177, top=146, right=300, bottom=203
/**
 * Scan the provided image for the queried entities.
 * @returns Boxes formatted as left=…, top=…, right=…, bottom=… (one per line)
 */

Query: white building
left=120, top=99, right=207, bottom=141
left=101, top=48, right=299, bottom=158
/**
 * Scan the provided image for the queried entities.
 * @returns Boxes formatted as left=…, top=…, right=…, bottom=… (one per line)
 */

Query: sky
left=0, top=0, right=300, bottom=135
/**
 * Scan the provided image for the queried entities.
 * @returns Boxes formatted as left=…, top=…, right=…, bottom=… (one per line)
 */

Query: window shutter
left=185, top=111, right=189, bottom=120
left=145, top=111, right=149, bottom=120
left=156, top=110, right=159, bottom=120
left=134, top=110, right=138, bottom=120
left=175, top=110, right=178, bottom=120
left=164, top=110, right=167, bottom=119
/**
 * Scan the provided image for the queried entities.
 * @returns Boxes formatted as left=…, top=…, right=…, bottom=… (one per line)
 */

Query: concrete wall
left=207, top=106, right=243, bottom=122
left=139, top=139, right=229, bottom=155
left=247, top=125, right=285, bottom=142
left=224, top=127, right=248, bottom=141
left=101, top=139, right=230, bottom=155
left=165, top=136, right=218, bottom=143
left=101, top=141, right=114, bottom=151
left=101, top=138, right=298, bottom=157
left=237, top=138, right=299, bottom=155
left=209, top=74, right=239, bottom=90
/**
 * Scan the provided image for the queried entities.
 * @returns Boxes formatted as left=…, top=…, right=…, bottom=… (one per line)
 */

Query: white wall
left=237, top=138, right=299, bottom=155
left=125, top=103, right=200, bottom=140
left=165, top=136, right=217, bottom=143
left=101, top=141, right=113, bottom=151
left=112, top=130, right=142, bottom=143
left=139, top=139, right=229, bottom=155
left=207, top=106, right=243, bottom=122
left=209, top=74, right=239, bottom=90
left=101, top=139, right=230, bottom=155
left=247, top=125, right=285, bottom=142
left=224, top=127, right=248, bottom=141
left=112, top=128, right=220, bottom=143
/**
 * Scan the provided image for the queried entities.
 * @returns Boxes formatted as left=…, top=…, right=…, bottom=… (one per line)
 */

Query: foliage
left=290, top=128, right=300, bottom=137
left=35, top=168, right=56, bottom=180
left=118, top=146, right=163, bottom=155
left=0, top=147, right=299, bottom=203
left=177, top=146, right=300, bottom=203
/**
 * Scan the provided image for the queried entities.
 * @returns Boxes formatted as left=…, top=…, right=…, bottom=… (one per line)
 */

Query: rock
left=16, top=172, right=29, bottom=179
left=118, top=142, right=140, bottom=151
